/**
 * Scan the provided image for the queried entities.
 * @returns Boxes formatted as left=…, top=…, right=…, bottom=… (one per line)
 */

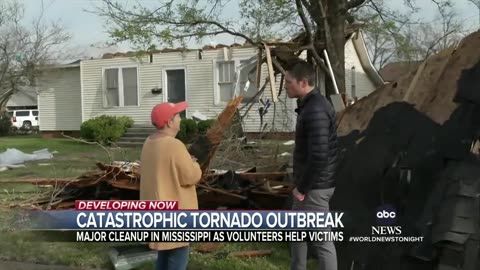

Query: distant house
left=37, top=30, right=383, bottom=137
left=379, top=61, right=421, bottom=83
left=6, top=87, right=38, bottom=111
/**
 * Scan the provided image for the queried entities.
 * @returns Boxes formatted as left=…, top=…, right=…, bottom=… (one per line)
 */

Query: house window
left=105, top=68, right=119, bottom=106
left=217, top=61, right=235, bottom=102
left=122, top=68, right=138, bottom=106
left=104, top=67, right=139, bottom=107
left=216, top=59, right=259, bottom=104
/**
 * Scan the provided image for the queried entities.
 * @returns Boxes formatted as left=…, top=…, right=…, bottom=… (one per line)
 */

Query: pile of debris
left=24, top=162, right=292, bottom=210
left=18, top=96, right=294, bottom=211
left=332, top=30, right=480, bottom=270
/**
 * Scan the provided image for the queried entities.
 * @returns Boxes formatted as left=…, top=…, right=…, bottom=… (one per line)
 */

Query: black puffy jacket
left=293, top=90, right=338, bottom=194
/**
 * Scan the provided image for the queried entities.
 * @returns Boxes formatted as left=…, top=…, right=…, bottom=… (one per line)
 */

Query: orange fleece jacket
left=139, top=135, right=202, bottom=251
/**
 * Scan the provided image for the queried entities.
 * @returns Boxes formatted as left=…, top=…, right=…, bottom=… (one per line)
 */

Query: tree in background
left=97, top=0, right=369, bottom=97
left=0, top=0, right=71, bottom=111
left=361, top=0, right=467, bottom=69
left=467, top=0, right=480, bottom=28
left=359, top=10, right=410, bottom=69
left=97, top=0, right=471, bottom=96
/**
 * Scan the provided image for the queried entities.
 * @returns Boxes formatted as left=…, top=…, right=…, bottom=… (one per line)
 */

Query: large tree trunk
left=311, top=0, right=347, bottom=98
left=326, top=0, right=347, bottom=96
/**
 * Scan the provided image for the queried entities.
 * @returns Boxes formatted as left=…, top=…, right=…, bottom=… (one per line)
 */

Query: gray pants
left=290, top=188, right=337, bottom=270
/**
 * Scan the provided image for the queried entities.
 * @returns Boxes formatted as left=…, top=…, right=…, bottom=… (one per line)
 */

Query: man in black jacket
left=285, top=61, right=338, bottom=270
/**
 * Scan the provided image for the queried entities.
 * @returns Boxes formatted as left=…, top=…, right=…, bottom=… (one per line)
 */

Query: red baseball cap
left=151, top=101, right=188, bottom=128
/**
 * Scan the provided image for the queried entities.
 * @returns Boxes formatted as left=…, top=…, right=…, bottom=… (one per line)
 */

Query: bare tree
left=95, top=0, right=372, bottom=97
left=467, top=0, right=480, bottom=29
left=361, top=0, right=466, bottom=68
left=360, top=12, right=411, bottom=69
left=0, top=0, right=71, bottom=111
left=399, top=3, right=465, bottom=61
left=95, top=0, right=467, bottom=99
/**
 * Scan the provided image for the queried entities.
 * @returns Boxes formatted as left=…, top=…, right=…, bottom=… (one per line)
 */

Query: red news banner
left=75, top=200, right=179, bottom=210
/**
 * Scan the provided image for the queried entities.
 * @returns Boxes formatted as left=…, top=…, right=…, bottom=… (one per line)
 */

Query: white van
left=10, top=110, right=39, bottom=129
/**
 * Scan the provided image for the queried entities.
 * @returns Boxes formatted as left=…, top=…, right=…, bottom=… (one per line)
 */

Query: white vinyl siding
left=344, top=38, right=376, bottom=99
left=80, top=47, right=296, bottom=132
left=208, top=47, right=295, bottom=132
left=82, top=53, right=196, bottom=125
left=37, top=67, right=82, bottom=131
left=38, top=36, right=379, bottom=133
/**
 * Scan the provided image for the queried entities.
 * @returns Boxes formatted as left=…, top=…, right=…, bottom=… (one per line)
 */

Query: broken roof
left=379, top=61, right=422, bottom=83
left=99, top=24, right=365, bottom=60
left=100, top=43, right=258, bottom=59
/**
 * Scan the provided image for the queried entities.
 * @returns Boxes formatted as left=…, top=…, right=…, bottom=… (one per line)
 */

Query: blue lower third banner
left=29, top=210, right=345, bottom=230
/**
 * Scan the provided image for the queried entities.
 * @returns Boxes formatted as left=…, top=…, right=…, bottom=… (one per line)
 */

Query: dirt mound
left=337, top=30, right=480, bottom=136
left=332, top=30, right=480, bottom=270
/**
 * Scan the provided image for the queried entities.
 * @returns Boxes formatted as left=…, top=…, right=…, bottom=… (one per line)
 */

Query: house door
left=166, top=69, right=186, bottom=118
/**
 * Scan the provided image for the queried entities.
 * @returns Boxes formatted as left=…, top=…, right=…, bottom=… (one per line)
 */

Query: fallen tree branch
left=425, top=29, right=457, bottom=58
left=61, top=132, right=113, bottom=161
left=295, top=0, right=330, bottom=76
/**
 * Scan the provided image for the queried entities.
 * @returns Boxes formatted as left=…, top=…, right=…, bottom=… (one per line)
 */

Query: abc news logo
left=371, top=225, right=402, bottom=235
left=375, top=205, right=397, bottom=225
left=376, top=210, right=396, bottom=219
left=371, top=205, right=402, bottom=235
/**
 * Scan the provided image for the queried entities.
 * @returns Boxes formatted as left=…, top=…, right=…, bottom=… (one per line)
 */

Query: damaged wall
left=79, top=47, right=296, bottom=133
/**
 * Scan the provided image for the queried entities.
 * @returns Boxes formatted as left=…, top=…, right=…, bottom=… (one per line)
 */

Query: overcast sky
left=19, top=0, right=480, bottom=60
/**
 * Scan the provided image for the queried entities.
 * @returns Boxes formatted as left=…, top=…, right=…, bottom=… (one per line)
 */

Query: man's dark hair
left=286, top=61, right=316, bottom=86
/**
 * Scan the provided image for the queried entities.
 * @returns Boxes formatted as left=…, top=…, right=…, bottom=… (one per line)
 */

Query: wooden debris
left=21, top=161, right=292, bottom=210
left=271, top=57, right=286, bottom=75
left=189, top=97, right=244, bottom=175
left=256, top=49, right=263, bottom=89
left=16, top=98, right=293, bottom=210
left=110, top=179, right=140, bottom=191
left=197, top=184, right=248, bottom=200
left=55, top=201, right=76, bottom=210
left=263, top=44, right=279, bottom=102
left=194, top=243, right=225, bottom=253
left=237, top=172, right=287, bottom=182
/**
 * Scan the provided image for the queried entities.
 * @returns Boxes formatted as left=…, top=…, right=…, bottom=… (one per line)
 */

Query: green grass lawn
left=0, top=135, right=304, bottom=269
left=0, top=183, right=309, bottom=270
left=0, top=135, right=142, bottom=180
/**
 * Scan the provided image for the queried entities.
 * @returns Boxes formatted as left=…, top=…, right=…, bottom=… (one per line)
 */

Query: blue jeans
left=156, top=246, right=189, bottom=270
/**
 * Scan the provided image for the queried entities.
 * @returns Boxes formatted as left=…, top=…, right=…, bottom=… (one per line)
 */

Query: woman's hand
left=292, top=188, right=305, bottom=202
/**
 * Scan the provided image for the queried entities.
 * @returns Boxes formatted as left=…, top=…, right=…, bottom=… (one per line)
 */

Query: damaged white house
left=36, top=30, right=384, bottom=137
